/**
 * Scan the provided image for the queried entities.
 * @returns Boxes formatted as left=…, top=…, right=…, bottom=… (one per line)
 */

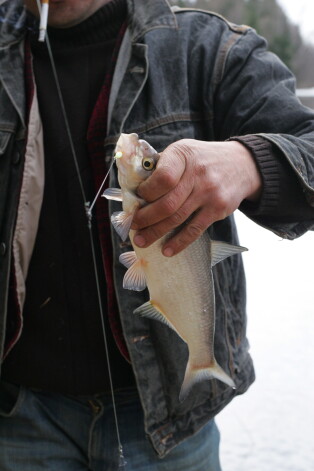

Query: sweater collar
left=28, top=0, right=127, bottom=48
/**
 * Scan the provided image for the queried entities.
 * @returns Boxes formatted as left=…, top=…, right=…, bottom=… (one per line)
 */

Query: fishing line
left=34, top=1, right=126, bottom=468
left=87, top=157, right=115, bottom=219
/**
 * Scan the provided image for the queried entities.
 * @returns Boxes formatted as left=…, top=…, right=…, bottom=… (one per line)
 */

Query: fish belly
left=132, top=232, right=215, bottom=361
left=130, top=230, right=235, bottom=399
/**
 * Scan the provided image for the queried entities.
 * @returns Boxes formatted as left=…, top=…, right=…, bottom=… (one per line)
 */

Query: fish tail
left=179, top=359, right=236, bottom=402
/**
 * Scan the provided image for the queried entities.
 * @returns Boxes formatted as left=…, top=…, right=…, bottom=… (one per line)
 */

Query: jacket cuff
left=228, top=135, right=280, bottom=215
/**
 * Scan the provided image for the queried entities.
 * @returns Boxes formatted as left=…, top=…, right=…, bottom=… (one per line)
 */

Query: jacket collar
left=0, top=0, right=177, bottom=46
left=0, top=0, right=26, bottom=47
left=126, top=0, right=177, bottom=41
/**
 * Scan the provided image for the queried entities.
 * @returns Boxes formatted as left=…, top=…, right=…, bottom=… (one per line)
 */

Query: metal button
left=0, top=243, right=6, bottom=256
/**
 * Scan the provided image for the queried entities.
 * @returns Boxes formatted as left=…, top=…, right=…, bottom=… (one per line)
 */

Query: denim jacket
left=1, top=0, right=314, bottom=457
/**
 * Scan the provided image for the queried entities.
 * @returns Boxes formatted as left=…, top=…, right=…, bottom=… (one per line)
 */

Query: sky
left=277, top=0, right=314, bottom=44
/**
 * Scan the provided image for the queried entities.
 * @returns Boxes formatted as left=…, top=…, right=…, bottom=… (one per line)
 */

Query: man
left=0, top=0, right=314, bottom=469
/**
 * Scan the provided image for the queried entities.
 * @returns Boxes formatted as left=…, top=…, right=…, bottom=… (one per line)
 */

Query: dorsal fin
left=211, top=240, right=247, bottom=267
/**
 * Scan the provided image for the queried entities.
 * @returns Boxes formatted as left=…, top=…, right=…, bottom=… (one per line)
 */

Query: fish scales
left=129, top=230, right=215, bottom=363
left=103, top=133, right=247, bottom=401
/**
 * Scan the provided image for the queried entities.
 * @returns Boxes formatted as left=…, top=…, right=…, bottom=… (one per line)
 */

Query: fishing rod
left=34, top=1, right=127, bottom=468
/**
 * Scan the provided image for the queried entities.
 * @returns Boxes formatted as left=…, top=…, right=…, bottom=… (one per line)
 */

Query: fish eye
left=142, top=157, right=155, bottom=171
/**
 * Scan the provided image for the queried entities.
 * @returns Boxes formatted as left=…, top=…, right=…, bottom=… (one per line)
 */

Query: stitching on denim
left=212, top=32, right=244, bottom=87
left=104, top=112, right=209, bottom=148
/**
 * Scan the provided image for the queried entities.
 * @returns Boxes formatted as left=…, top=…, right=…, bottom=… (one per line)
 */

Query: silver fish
left=104, top=133, right=247, bottom=401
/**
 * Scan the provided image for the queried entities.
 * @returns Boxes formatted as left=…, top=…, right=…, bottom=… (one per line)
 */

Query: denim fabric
left=0, top=381, right=221, bottom=471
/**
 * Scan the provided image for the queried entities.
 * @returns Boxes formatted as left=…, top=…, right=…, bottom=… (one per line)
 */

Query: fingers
left=134, top=207, right=215, bottom=257
left=132, top=140, right=214, bottom=254
left=133, top=196, right=197, bottom=249
left=131, top=139, right=252, bottom=256
left=136, top=142, right=187, bottom=202
left=162, top=208, right=214, bottom=256
left=132, top=175, right=194, bottom=229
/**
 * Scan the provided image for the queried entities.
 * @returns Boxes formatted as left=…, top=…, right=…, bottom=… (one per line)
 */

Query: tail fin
left=179, top=359, right=236, bottom=402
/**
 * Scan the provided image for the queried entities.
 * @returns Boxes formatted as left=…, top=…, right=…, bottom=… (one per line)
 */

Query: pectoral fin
left=102, top=187, right=123, bottom=202
left=211, top=240, right=247, bottom=267
left=119, top=251, right=137, bottom=268
left=121, top=253, right=147, bottom=291
left=111, top=211, right=134, bottom=241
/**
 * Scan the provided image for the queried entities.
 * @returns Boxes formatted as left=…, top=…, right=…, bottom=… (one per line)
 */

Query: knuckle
left=171, top=211, right=185, bottom=227
left=211, top=187, right=230, bottom=214
left=166, top=139, right=194, bottom=165
left=155, top=166, right=178, bottom=191
left=195, top=161, right=208, bottom=178
left=205, top=170, right=220, bottom=192
left=164, top=203, right=192, bottom=229
left=161, top=196, right=178, bottom=216
left=186, top=221, right=205, bottom=239
left=175, top=204, right=191, bottom=225
left=134, top=211, right=150, bottom=229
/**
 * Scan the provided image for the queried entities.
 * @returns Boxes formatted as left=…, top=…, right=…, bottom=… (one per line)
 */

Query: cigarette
left=38, top=0, right=49, bottom=42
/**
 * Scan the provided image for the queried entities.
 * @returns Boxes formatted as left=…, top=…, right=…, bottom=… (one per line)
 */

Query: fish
left=103, top=133, right=247, bottom=401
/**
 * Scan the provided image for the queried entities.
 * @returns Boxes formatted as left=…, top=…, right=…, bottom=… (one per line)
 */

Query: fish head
left=114, top=133, right=159, bottom=193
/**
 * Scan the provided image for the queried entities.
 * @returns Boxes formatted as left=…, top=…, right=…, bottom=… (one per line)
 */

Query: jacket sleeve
left=213, top=27, right=314, bottom=239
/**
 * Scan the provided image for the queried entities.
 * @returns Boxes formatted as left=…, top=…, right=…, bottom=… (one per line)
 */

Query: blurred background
left=170, top=0, right=314, bottom=108
left=168, top=1, right=314, bottom=469
left=218, top=212, right=314, bottom=471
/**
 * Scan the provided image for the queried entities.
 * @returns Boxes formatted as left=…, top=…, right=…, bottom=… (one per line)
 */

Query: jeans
left=0, top=381, right=222, bottom=471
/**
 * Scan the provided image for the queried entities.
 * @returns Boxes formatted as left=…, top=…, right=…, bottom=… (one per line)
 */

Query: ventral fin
left=211, top=240, right=247, bottom=267
left=134, top=301, right=179, bottom=334
left=111, top=211, right=134, bottom=241
left=102, top=187, right=123, bottom=202
left=123, top=259, right=147, bottom=291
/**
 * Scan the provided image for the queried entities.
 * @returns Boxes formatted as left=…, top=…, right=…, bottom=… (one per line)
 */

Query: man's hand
left=132, top=139, right=262, bottom=256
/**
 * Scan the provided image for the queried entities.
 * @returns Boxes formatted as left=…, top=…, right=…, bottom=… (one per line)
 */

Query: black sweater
left=3, top=0, right=135, bottom=395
